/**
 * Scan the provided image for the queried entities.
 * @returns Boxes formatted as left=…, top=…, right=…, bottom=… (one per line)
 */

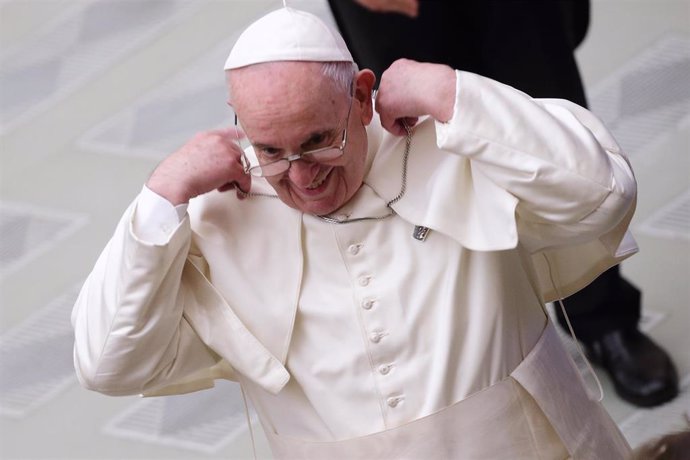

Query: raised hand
left=146, top=128, right=251, bottom=205
left=375, top=59, right=456, bottom=136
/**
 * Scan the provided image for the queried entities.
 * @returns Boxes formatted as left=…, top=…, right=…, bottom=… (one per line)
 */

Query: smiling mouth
left=306, top=168, right=333, bottom=190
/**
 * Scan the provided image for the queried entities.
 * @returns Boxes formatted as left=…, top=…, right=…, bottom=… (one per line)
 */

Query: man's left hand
left=353, top=0, right=419, bottom=17
left=375, top=59, right=456, bottom=136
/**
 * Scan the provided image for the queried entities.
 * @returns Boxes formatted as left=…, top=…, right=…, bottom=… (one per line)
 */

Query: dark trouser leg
left=557, top=265, right=640, bottom=344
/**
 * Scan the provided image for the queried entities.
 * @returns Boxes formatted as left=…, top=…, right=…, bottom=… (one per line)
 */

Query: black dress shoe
left=586, top=328, right=679, bottom=407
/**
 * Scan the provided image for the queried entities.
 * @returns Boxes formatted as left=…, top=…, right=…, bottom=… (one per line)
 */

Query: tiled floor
left=1, top=1, right=688, bottom=458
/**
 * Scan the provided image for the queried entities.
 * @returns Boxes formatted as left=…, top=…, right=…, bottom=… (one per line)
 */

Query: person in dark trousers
left=328, top=0, right=678, bottom=407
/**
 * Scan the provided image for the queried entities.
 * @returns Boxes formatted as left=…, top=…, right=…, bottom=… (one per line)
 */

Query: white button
left=369, top=331, right=384, bottom=343
left=362, top=299, right=375, bottom=310
left=387, top=396, right=403, bottom=408
left=358, top=276, right=370, bottom=287
left=348, top=244, right=361, bottom=255
left=378, top=364, right=392, bottom=375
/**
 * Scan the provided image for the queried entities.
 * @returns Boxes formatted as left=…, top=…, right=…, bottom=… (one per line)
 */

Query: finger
left=356, top=0, right=416, bottom=17
left=377, top=108, right=396, bottom=134
left=376, top=98, right=415, bottom=136
left=399, top=0, right=419, bottom=17
left=402, top=116, right=418, bottom=129
left=380, top=114, right=407, bottom=137
left=232, top=165, right=252, bottom=196
left=218, top=182, right=236, bottom=193
left=218, top=176, right=252, bottom=200
left=217, top=154, right=251, bottom=192
left=391, top=121, right=407, bottom=137
left=233, top=176, right=252, bottom=201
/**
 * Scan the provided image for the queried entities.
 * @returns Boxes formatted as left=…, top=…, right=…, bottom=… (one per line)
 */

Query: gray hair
left=226, top=61, right=358, bottom=104
left=320, top=61, right=359, bottom=97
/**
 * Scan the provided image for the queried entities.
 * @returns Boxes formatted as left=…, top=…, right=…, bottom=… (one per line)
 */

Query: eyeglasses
left=236, top=95, right=353, bottom=178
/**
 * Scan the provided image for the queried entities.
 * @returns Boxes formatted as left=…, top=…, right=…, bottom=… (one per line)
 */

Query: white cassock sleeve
left=71, top=188, right=224, bottom=396
left=433, top=70, right=636, bottom=255
left=367, top=70, right=637, bottom=300
left=72, top=186, right=289, bottom=396
left=131, top=186, right=188, bottom=244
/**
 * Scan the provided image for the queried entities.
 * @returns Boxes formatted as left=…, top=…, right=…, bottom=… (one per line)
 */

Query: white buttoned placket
left=252, top=184, right=543, bottom=441
left=332, top=220, right=410, bottom=426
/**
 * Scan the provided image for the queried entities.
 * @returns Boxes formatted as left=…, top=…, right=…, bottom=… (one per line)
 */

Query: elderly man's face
left=229, top=62, right=374, bottom=216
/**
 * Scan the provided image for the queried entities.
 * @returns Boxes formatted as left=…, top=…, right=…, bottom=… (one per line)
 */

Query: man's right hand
left=146, top=128, right=251, bottom=205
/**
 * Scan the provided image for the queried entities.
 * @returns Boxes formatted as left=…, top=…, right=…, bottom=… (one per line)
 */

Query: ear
left=354, top=69, right=376, bottom=125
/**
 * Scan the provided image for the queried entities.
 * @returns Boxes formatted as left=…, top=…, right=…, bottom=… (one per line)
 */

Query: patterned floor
left=1, top=1, right=688, bottom=458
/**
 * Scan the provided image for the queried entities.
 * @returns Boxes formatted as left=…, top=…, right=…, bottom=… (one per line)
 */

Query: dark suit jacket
left=328, top=0, right=589, bottom=106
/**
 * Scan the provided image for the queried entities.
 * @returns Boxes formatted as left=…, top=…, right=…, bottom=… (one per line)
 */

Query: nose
left=287, top=158, right=321, bottom=187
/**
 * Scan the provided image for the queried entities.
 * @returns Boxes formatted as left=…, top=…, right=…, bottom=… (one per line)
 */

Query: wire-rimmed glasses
left=235, top=95, right=353, bottom=178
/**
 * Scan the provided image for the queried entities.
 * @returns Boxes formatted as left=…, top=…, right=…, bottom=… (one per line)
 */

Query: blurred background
left=0, top=0, right=688, bottom=458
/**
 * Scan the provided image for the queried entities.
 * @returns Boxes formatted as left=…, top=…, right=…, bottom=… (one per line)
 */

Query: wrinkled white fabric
left=72, top=70, right=636, bottom=457
left=265, top=322, right=630, bottom=459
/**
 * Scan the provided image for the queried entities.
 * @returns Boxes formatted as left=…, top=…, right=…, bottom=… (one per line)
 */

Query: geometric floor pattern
left=0, top=279, right=256, bottom=452
left=0, top=285, right=81, bottom=418
left=77, top=35, right=241, bottom=160
left=636, top=188, right=690, bottom=242
left=1, top=1, right=688, bottom=458
left=588, top=35, right=690, bottom=158
left=0, top=203, right=88, bottom=278
left=103, top=380, right=256, bottom=454
left=0, top=0, right=201, bottom=134
left=76, top=1, right=334, bottom=160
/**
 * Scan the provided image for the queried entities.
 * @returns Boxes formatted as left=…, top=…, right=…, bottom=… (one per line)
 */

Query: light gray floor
left=0, top=1, right=688, bottom=459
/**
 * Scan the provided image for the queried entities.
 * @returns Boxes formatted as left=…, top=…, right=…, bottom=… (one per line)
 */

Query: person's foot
left=586, top=328, right=679, bottom=407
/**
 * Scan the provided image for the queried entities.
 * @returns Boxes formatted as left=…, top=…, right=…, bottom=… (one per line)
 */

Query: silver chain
left=238, top=123, right=413, bottom=225
left=236, top=190, right=280, bottom=199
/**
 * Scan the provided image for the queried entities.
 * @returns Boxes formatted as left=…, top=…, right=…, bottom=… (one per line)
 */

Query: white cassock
left=72, top=71, right=637, bottom=458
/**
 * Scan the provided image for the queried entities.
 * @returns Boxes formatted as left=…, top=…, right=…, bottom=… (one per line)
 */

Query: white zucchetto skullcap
left=224, top=7, right=353, bottom=70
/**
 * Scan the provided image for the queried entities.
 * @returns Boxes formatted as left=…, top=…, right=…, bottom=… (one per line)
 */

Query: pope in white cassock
left=72, top=7, right=638, bottom=459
